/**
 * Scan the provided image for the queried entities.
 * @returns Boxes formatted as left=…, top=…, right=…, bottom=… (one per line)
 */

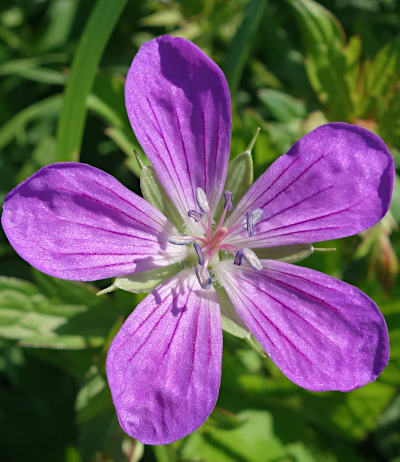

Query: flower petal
left=106, top=270, right=222, bottom=444
left=125, top=35, right=231, bottom=221
left=226, top=123, right=394, bottom=248
left=1, top=163, right=186, bottom=281
left=215, top=260, right=389, bottom=391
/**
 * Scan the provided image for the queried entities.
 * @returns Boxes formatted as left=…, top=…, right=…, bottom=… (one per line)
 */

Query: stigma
left=169, top=187, right=263, bottom=289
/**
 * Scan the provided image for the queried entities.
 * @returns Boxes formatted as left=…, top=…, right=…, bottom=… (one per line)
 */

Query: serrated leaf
left=0, top=275, right=132, bottom=350
left=364, top=37, right=400, bottom=98
left=289, top=0, right=354, bottom=119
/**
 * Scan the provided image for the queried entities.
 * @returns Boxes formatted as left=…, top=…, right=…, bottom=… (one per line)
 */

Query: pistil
left=169, top=187, right=263, bottom=289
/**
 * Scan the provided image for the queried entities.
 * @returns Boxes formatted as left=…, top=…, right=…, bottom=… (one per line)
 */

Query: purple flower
left=1, top=36, right=394, bottom=445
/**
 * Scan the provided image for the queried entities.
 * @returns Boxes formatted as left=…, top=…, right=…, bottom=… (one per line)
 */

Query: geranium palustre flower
left=1, top=36, right=394, bottom=444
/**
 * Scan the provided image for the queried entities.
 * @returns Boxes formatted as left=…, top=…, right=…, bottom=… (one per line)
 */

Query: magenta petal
left=1, top=163, right=185, bottom=281
left=106, top=270, right=222, bottom=444
left=216, top=260, right=389, bottom=391
left=125, top=35, right=231, bottom=218
left=226, top=123, right=394, bottom=248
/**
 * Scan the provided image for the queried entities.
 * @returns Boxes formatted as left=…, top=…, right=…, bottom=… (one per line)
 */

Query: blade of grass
left=223, top=0, right=268, bottom=97
left=0, top=94, right=62, bottom=150
left=55, top=0, right=128, bottom=161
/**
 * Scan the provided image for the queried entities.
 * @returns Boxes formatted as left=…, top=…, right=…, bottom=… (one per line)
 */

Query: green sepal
left=216, top=286, right=250, bottom=339
left=110, top=263, right=182, bottom=294
left=255, top=244, right=313, bottom=263
left=215, top=142, right=254, bottom=219
left=140, top=165, right=184, bottom=232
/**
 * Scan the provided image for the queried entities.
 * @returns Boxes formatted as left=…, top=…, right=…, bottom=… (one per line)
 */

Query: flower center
left=169, top=187, right=263, bottom=289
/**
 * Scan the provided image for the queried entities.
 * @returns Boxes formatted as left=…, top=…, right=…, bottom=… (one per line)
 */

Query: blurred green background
left=0, top=0, right=399, bottom=461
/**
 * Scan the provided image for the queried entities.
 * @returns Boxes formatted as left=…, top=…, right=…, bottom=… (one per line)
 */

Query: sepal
left=140, top=165, right=184, bottom=232
left=99, top=263, right=182, bottom=295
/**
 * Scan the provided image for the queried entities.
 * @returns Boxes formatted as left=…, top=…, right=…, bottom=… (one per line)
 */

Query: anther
left=246, top=208, right=263, bottom=236
left=224, top=191, right=234, bottom=211
left=195, top=264, right=212, bottom=289
left=169, top=236, right=193, bottom=245
left=196, top=187, right=210, bottom=213
left=193, top=242, right=205, bottom=266
left=234, top=249, right=244, bottom=266
left=188, top=209, right=203, bottom=222
left=242, top=248, right=263, bottom=270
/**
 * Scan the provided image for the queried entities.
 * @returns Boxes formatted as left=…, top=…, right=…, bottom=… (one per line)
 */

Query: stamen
left=234, top=249, right=244, bottom=266
left=251, top=208, right=263, bottom=225
left=246, top=208, right=263, bottom=236
left=242, top=248, right=263, bottom=270
left=217, top=191, right=235, bottom=230
left=196, top=187, right=210, bottom=213
left=246, top=212, right=254, bottom=237
left=195, top=264, right=212, bottom=289
left=169, top=236, right=193, bottom=245
left=188, top=209, right=203, bottom=222
left=224, top=191, right=234, bottom=211
left=193, top=242, right=205, bottom=266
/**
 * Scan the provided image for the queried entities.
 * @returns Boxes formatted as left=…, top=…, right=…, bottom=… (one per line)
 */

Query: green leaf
left=0, top=276, right=84, bottom=342
left=55, top=0, right=128, bottom=161
left=38, top=0, right=79, bottom=51
left=15, top=135, right=56, bottom=183
left=258, top=88, right=307, bottom=123
left=303, top=381, right=395, bottom=440
left=288, top=0, right=354, bottom=120
left=182, top=410, right=287, bottom=462
left=75, top=373, right=112, bottom=423
left=140, top=165, right=184, bottom=231
left=0, top=274, right=133, bottom=350
left=0, top=94, right=62, bottom=151
left=0, top=54, right=68, bottom=84
left=364, top=37, right=400, bottom=99
left=153, top=445, right=177, bottom=462
left=223, top=0, right=268, bottom=96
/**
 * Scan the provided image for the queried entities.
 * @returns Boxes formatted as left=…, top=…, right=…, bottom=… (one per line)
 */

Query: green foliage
left=56, top=0, right=128, bottom=162
left=0, top=0, right=399, bottom=461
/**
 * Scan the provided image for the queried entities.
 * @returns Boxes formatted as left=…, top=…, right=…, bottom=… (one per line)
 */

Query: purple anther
left=193, top=242, right=205, bottom=266
left=188, top=209, right=203, bottom=222
left=234, top=249, right=244, bottom=266
left=195, top=264, right=212, bottom=289
left=246, top=211, right=254, bottom=236
left=246, top=208, right=263, bottom=236
left=224, top=191, right=234, bottom=211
